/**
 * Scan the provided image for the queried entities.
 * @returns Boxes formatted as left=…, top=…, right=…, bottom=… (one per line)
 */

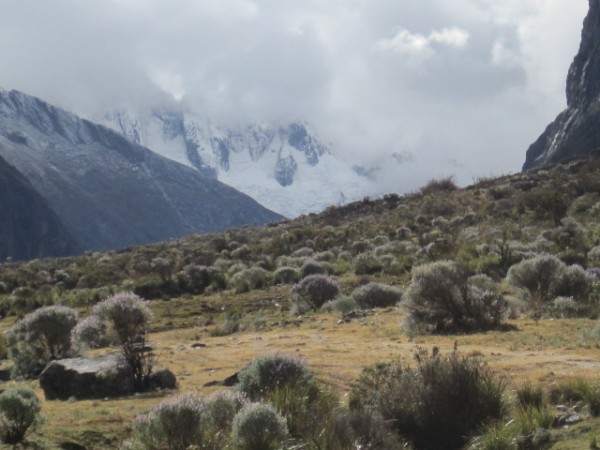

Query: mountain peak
left=523, top=0, right=600, bottom=170
left=97, top=107, right=373, bottom=217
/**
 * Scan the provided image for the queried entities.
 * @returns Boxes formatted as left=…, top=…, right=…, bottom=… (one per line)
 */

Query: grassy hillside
left=3, top=155, right=600, bottom=448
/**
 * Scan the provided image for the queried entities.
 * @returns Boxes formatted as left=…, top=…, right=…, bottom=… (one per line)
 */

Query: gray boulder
left=39, top=353, right=135, bottom=400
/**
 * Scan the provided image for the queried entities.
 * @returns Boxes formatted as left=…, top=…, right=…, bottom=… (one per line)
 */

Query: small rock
left=148, top=368, right=177, bottom=390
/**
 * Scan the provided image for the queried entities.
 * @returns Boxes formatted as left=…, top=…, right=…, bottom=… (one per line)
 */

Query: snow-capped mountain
left=97, top=108, right=375, bottom=218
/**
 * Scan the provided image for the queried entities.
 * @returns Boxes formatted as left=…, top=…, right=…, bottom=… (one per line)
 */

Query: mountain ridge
left=0, top=89, right=283, bottom=253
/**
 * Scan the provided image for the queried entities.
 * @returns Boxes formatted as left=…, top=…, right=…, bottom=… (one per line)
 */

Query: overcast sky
left=0, top=0, right=589, bottom=193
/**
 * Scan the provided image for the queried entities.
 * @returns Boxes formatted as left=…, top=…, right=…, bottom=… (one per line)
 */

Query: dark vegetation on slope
left=1, top=155, right=600, bottom=322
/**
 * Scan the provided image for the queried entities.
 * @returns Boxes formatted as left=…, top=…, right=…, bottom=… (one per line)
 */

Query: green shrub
left=0, top=388, right=42, bottom=444
left=237, top=354, right=313, bottom=401
left=8, top=305, right=78, bottom=378
left=202, top=391, right=247, bottom=449
left=267, top=382, right=340, bottom=446
left=210, top=312, right=242, bottom=337
left=231, top=403, right=288, bottom=450
left=570, top=378, right=600, bottom=417
left=133, top=274, right=180, bottom=299
left=176, top=264, right=211, bottom=294
left=506, top=255, right=592, bottom=308
left=71, top=315, right=110, bottom=350
left=229, top=268, right=270, bottom=294
left=351, top=282, right=402, bottom=309
left=273, top=266, right=300, bottom=285
left=352, top=347, right=505, bottom=450
left=77, top=292, right=153, bottom=391
left=420, top=176, right=457, bottom=195
left=353, top=253, right=384, bottom=275
left=322, top=295, right=358, bottom=314
left=469, top=422, right=516, bottom=450
left=231, top=244, right=251, bottom=260
left=516, top=382, right=545, bottom=410
left=292, top=275, right=340, bottom=310
left=470, top=405, right=553, bottom=450
left=129, top=393, right=205, bottom=450
left=203, top=390, right=247, bottom=432
left=403, top=261, right=507, bottom=334
left=300, top=259, right=331, bottom=277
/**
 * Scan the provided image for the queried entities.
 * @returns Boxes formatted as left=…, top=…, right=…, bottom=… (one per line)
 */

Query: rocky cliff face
left=524, top=0, right=600, bottom=170
left=0, top=151, right=82, bottom=260
left=0, top=89, right=283, bottom=253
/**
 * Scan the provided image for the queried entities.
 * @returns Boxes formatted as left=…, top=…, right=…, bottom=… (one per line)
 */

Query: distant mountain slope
left=524, top=0, right=600, bottom=170
left=0, top=89, right=283, bottom=252
left=98, top=109, right=374, bottom=218
left=0, top=151, right=82, bottom=261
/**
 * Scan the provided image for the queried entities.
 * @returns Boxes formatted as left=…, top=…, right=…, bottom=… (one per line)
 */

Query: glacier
left=95, top=107, right=376, bottom=218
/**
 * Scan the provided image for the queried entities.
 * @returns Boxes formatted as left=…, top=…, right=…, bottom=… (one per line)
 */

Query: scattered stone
left=553, top=404, right=583, bottom=427
left=191, top=343, right=207, bottom=348
left=203, top=372, right=239, bottom=387
left=338, top=310, right=368, bottom=324
left=148, top=368, right=177, bottom=390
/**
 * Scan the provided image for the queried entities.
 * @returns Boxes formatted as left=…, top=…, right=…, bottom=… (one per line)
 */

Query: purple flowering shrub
left=70, top=315, right=109, bottom=350
left=351, top=282, right=403, bottom=309
left=127, top=390, right=249, bottom=450
left=231, top=403, right=288, bottom=450
left=404, top=261, right=507, bottom=333
left=0, top=388, right=42, bottom=444
left=129, top=393, right=205, bottom=450
left=8, top=305, right=78, bottom=378
left=292, top=275, right=340, bottom=310
left=202, top=390, right=247, bottom=449
left=237, top=354, right=313, bottom=401
left=73, top=292, right=153, bottom=390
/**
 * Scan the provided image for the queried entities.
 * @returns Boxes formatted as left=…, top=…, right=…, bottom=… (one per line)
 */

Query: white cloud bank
left=0, top=0, right=589, bottom=194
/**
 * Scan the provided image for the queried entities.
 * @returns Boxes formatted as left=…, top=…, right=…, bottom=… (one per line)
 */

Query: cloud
left=375, top=27, right=469, bottom=62
left=0, top=0, right=589, bottom=194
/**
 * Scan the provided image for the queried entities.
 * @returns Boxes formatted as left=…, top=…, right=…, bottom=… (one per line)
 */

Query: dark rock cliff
left=0, top=151, right=82, bottom=260
left=523, top=0, right=600, bottom=170
left=0, top=89, right=283, bottom=253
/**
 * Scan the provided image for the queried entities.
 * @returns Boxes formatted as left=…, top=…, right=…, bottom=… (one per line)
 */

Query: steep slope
left=0, top=89, right=283, bottom=252
left=0, top=151, right=83, bottom=261
left=523, top=0, right=600, bottom=170
left=98, top=108, right=374, bottom=218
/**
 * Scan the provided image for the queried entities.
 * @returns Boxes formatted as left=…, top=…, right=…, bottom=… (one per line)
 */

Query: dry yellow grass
left=4, top=298, right=599, bottom=449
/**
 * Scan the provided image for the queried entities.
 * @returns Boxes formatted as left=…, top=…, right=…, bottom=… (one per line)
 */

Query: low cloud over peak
left=0, top=0, right=587, bottom=194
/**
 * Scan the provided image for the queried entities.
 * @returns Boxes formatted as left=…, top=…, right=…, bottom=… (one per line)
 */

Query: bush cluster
left=0, top=388, right=42, bottom=444
left=352, top=347, right=505, bottom=450
left=403, top=261, right=507, bottom=333
left=292, top=275, right=340, bottom=310
left=506, top=254, right=593, bottom=312
left=74, top=292, right=153, bottom=390
left=8, top=305, right=78, bottom=378
left=351, top=282, right=402, bottom=309
left=237, top=354, right=313, bottom=401
left=231, top=403, right=288, bottom=450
